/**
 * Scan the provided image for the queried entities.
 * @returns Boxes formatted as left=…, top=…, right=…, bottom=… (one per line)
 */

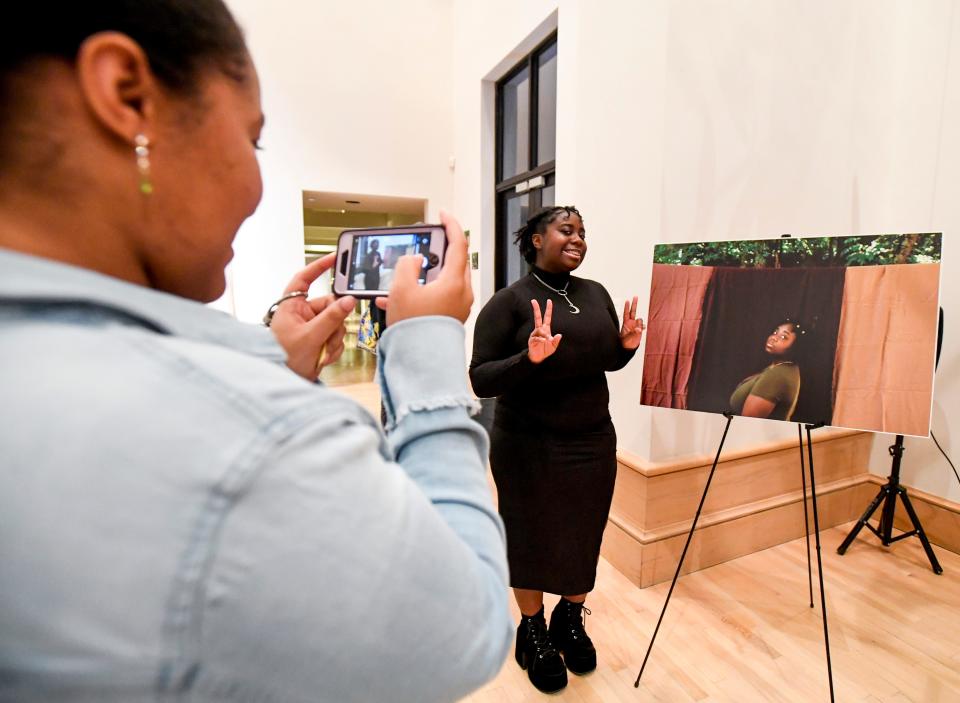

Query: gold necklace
left=532, top=273, right=580, bottom=314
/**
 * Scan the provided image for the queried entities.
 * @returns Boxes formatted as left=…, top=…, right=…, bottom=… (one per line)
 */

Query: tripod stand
left=837, top=435, right=943, bottom=574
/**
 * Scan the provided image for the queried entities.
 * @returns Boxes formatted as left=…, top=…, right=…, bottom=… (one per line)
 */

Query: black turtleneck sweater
left=470, top=266, right=636, bottom=433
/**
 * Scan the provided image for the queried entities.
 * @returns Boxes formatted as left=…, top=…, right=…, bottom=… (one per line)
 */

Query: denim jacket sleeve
left=193, top=317, right=512, bottom=703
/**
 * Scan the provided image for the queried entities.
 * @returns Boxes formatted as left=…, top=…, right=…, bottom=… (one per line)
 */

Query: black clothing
left=470, top=267, right=635, bottom=594
left=363, top=251, right=382, bottom=290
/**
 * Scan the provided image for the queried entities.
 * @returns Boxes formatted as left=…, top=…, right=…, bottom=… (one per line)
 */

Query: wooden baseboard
left=600, top=429, right=960, bottom=588
left=866, top=474, right=960, bottom=555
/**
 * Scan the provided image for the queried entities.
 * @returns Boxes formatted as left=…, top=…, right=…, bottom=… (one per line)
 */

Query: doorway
left=302, top=190, right=426, bottom=386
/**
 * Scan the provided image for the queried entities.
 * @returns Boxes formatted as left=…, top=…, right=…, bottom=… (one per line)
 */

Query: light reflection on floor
left=321, top=346, right=376, bottom=387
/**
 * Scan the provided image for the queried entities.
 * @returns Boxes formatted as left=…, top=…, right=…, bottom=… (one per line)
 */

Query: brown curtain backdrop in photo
left=687, top=266, right=846, bottom=425
left=832, top=264, right=940, bottom=436
left=640, top=264, right=715, bottom=408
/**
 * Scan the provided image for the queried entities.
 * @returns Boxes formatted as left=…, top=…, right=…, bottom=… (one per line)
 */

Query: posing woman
left=470, top=206, right=644, bottom=693
left=729, top=319, right=806, bottom=420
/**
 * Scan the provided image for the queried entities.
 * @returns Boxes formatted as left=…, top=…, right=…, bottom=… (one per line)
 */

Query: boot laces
left=568, top=602, right=591, bottom=636
left=528, top=617, right=558, bottom=658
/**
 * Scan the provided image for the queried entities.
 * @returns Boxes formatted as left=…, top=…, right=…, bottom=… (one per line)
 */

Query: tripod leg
left=634, top=414, right=734, bottom=688
left=878, top=480, right=900, bottom=546
left=898, top=489, right=943, bottom=574
left=806, top=425, right=835, bottom=703
left=798, top=425, right=813, bottom=607
left=837, top=485, right=885, bottom=555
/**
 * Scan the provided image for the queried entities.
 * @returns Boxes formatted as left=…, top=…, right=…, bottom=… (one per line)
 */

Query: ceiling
left=302, top=190, right=427, bottom=216
left=302, top=190, right=428, bottom=252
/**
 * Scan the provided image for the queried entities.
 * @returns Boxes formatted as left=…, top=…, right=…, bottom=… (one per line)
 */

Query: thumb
left=551, top=334, right=563, bottom=349
left=391, top=255, right=424, bottom=292
left=304, top=295, right=355, bottom=342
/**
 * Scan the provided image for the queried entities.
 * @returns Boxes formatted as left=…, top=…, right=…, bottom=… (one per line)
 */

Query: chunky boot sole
left=560, top=648, right=596, bottom=675
left=516, top=650, right=568, bottom=692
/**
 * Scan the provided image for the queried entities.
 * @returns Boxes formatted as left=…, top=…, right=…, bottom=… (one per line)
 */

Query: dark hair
left=1, top=1, right=247, bottom=141
left=2, top=1, right=247, bottom=87
left=513, top=206, right=584, bottom=264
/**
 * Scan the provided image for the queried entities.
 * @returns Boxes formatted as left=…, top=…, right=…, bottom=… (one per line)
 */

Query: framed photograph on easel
left=640, top=233, right=942, bottom=436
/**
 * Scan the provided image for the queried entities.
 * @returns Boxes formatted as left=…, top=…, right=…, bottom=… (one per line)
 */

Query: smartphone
left=332, top=224, right=447, bottom=298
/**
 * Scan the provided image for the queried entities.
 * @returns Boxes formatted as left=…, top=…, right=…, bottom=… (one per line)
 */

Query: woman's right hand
left=527, top=299, right=562, bottom=364
left=380, top=211, right=473, bottom=325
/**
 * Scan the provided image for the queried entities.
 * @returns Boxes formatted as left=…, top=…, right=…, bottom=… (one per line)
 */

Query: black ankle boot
left=549, top=598, right=597, bottom=674
left=515, top=607, right=568, bottom=692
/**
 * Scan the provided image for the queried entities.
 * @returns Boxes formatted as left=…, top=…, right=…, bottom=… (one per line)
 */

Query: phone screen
left=347, top=231, right=433, bottom=292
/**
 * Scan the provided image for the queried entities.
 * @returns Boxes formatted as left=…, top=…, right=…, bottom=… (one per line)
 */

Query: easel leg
left=805, top=424, right=835, bottom=703
left=798, top=425, right=814, bottom=608
left=634, top=414, right=734, bottom=688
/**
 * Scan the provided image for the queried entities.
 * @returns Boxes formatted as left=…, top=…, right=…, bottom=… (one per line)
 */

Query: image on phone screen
left=348, top=232, right=433, bottom=291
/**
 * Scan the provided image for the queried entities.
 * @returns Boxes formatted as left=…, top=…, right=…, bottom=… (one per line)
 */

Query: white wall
left=451, top=0, right=559, bottom=353
left=453, top=0, right=960, bottom=501
left=224, top=0, right=455, bottom=322
left=221, top=0, right=959, bottom=503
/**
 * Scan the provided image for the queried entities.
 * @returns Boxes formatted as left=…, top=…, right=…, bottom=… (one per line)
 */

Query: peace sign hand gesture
left=620, top=295, right=645, bottom=350
left=527, top=299, right=563, bottom=364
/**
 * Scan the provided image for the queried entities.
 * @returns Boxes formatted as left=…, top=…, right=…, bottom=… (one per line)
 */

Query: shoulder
left=478, top=279, right=530, bottom=314
left=571, top=275, right=609, bottom=294
left=3, top=317, right=372, bottom=442
left=762, top=362, right=800, bottom=383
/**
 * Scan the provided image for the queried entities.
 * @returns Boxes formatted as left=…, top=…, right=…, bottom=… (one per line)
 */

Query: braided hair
left=514, top=206, right=584, bottom=264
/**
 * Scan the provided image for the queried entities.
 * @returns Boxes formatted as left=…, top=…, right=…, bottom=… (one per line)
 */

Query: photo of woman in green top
left=729, top=320, right=805, bottom=420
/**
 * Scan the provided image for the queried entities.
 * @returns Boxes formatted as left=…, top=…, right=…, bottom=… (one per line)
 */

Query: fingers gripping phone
left=332, top=224, right=447, bottom=298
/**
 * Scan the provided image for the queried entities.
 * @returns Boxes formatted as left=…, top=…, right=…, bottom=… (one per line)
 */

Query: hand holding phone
left=268, top=253, right=357, bottom=381
left=382, top=211, right=472, bottom=325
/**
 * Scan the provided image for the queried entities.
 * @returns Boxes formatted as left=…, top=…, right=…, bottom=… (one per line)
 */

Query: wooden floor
left=330, top=382, right=960, bottom=702
left=464, top=526, right=960, bottom=702
left=321, top=346, right=377, bottom=387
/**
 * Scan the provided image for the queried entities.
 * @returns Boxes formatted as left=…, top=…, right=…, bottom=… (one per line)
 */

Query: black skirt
left=489, top=418, right=617, bottom=595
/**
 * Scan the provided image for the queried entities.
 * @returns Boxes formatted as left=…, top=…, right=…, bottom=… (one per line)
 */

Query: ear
left=532, top=232, right=543, bottom=250
left=74, top=32, right=160, bottom=146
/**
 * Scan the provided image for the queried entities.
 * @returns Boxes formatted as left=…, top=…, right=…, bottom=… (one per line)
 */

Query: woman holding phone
left=0, top=3, right=511, bottom=701
left=470, top=206, right=644, bottom=693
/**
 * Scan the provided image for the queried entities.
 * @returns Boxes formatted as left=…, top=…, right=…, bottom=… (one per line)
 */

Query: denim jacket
left=0, top=248, right=511, bottom=702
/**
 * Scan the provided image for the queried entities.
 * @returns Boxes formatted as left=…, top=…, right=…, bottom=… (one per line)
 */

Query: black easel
left=836, top=307, right=944, bottom=575
left=633, top=413, right=734, bottom=689
left=798, top=424, right=814, bottom=608
left=635, top=416, right=836, bottom=702
left=802, top=422, right=836, bottom=702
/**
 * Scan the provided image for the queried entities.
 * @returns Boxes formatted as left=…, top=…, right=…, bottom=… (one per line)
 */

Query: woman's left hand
left=269, top=253, right=357, bottom=381
left=620, top=296, right=645, bottom=350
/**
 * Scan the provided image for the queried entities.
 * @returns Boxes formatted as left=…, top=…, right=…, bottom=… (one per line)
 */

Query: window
left=495, top=33, right=557, bottom=289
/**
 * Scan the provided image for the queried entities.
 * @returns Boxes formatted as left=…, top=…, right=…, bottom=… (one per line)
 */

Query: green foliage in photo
left=653, top=233, right=941, bottom=267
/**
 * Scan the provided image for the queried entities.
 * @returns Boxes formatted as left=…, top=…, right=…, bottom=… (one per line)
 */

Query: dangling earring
left=134, top=134, right=153, bottom=195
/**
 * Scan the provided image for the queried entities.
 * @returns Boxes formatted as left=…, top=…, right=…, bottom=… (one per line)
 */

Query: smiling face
left=765, top=323, right=798, bottom=356
left=145, top=60, right=265, bottom=301
left=532, top=211, right=586, bottom=273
